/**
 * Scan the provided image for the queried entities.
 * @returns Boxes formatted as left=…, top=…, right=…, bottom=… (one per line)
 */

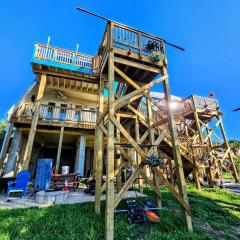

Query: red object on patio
left=51, top=173, right=80, bottom=191
left=64, top=179, right=69, bottom=192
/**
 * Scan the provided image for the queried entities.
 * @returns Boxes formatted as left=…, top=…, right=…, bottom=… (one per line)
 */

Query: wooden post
left=218, top=116, right=239, bottom=182
left=146, top=92, right=161, bottom=207
left=22, top=74, right=47, bottom=170
left=55, top=125, right=64, bottom=174
left=135, top=116, right=143, bottom=193
left=76, top=134, right=86, bottom=176
left=205, top=122, right=217, bottom=185
left=0, top=123, right=14, bottom=171
left=95, top=75, right=104, bottom=214
left=168, top=158, right=175, bottom=185
left=163, top=71, right=193, bottom=231
left=105, top=21, right=115, bottom=240
left=192, top=111, right=202, bottom=190
left=116, top=115, right=122, bottom=192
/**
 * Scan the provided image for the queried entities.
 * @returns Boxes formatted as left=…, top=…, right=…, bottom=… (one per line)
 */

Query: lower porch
left=3, top=127, right=96, bottom=178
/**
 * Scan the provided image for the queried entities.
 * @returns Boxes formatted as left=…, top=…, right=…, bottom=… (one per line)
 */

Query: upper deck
left=31, top=43, right=100, bottom=83
left=31, top=22, right=165, bottom=85
left=98, top=22, right=165, bottom=81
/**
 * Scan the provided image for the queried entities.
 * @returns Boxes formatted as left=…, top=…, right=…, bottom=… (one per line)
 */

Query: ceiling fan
left=52, top=91, right=67, bottom=100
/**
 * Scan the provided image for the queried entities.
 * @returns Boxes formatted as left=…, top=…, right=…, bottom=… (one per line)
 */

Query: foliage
left=228, top=139, right=240, bottom=154
left=0, top=120, right=7, bottom=151
left=0, top=186, right=239, bottom=240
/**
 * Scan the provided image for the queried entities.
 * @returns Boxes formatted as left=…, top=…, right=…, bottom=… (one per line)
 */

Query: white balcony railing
left=15, top=103, right=97, bottom=126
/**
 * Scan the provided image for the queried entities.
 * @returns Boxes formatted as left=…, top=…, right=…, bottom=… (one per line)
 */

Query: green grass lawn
left=222, top=172, right=234, bottom=179
left=0, top=186, right=239, bottom=240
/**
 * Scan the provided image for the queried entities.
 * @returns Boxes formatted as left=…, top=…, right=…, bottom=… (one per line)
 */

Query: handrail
left=33, top=43, right=99, bottom=74
left=97, top=22, right=165, bottom=68
left=15, top=103, right=97, bottom=125
left=112, top=22, right=164, bottom=57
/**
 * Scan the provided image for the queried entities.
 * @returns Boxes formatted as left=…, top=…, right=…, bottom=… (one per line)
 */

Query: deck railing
left=112, top=23, right=165, bottom=57
left=97, top=22, right=166, bottom=70
left=32, top=43, right=98, bottom=74
left=15, top=103, right=97, bottom=126
left=192, top=95, right=218, bottom=110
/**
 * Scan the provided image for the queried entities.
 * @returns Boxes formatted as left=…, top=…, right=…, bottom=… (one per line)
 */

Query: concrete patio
left=0, top=189, right=145, bottom=209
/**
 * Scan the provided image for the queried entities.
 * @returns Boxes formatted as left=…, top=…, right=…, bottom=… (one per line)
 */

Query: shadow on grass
left=0, top=187, right=239, bottom=240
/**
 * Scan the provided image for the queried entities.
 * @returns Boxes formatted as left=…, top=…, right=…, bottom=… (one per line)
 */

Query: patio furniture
left=51, top=173, right=81, bottom=191
left=0, top=177, right=16, bottom=193
left=6, top=170, right=31, bottom=198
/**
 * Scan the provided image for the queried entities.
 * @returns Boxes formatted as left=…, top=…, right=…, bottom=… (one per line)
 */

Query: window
left=46, top=102, right=55, bottom=119
left=59, top=104, right=67, bottom=121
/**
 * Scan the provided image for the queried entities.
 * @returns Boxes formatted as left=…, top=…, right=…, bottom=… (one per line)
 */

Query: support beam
left=95, top=75, right=105, bottom=214
left=3, top=128, right=23, bottom=176
left=116, top=115, right=122, bottom=192
left=146, top=92, right=161, bottom=207
left=55, top=126, right=64, bottom=174
left=0, top=123, right=14, bottom=172
left=76, top=134, right=86, bottom=176
left=105, top=22, right=115, bottom=240
left=21, top=74, right=47, bottom=170
left=135, top=117, right=143, bottom=193
left=109, top=115, right=191, bottom=214
left=192, top=111, right=202, bottom=189
left=218, top=115, right=239, bottom=182
left=163, top=73, right=193, bottom=231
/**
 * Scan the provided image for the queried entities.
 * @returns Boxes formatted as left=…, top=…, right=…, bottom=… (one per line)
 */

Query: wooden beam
left=146, top=92, right=161, bottom=207
left=163, top=72, right=192, bottom=230
left=114, top=165, right=142, bottom=208
left=135, top=117, right=143, bottom=193
left=119, top=146, right=162, bottom=202
left=21, top=74, right=47, bottom=170
left=55, top=126, right=64, bottom=174
left=218, top=115, right=239, bottom=182
left=105, top=22, right=115, bottom=240
left=113, top=74, right=168, bottom=110
left=0, top=123, right=14, bottom=171
left=95, top=75, right=105, bottom=214
left=127, top=105, right=146, bottom=122
left=138, top=130, right=149, bottom=144
left=116, top=115, right=122, bottom=192
left=114, top=57, right=160, bottom=73
left=34, top=69, right=99, bottom=84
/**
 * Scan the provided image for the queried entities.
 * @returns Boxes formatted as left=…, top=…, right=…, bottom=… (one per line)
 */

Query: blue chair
left=6, top=170, right=31, bottom=198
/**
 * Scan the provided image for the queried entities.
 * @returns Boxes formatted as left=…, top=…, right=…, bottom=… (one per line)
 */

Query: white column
left=75, top=134, right=86, bottom=176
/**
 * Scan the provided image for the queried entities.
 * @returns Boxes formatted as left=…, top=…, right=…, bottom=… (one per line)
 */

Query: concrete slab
left=0, top=189, right=146, bottom=210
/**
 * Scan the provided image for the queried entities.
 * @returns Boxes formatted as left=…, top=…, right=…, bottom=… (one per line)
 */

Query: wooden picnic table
left=51, top=173, right=81, bottom=191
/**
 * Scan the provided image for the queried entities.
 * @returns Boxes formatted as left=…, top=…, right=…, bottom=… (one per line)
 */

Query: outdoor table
left=51, top=173, right=81, bottom=191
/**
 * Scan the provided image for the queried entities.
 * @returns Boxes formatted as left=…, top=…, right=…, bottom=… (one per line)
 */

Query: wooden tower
left=94, top=21, right=192, bottom=240
left=151, top=94, right=239, bottom=189
left=182, top=95, right=239, bottom=185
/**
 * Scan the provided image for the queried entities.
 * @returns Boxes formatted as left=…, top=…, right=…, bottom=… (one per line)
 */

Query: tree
left=0, top=120, right=7, bottom=151
left=229, top=139, right=240, bottom=155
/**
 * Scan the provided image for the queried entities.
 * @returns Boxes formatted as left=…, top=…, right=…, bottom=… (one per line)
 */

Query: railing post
left=138, top=33, right=142, bottom=57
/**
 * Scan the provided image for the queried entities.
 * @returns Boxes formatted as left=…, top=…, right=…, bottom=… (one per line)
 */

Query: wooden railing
left=192, top=95, right=218, bottom=110
left=15, top=103, right=97, bottom=126
left=112, top=22, right=165, bottom=57
left=33, top=43, right=99, bottom=74
left=97, top=22, right=166, bottom=70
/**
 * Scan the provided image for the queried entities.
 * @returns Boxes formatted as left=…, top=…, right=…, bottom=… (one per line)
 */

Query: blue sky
left=0, top=0, right=240, bottom=139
